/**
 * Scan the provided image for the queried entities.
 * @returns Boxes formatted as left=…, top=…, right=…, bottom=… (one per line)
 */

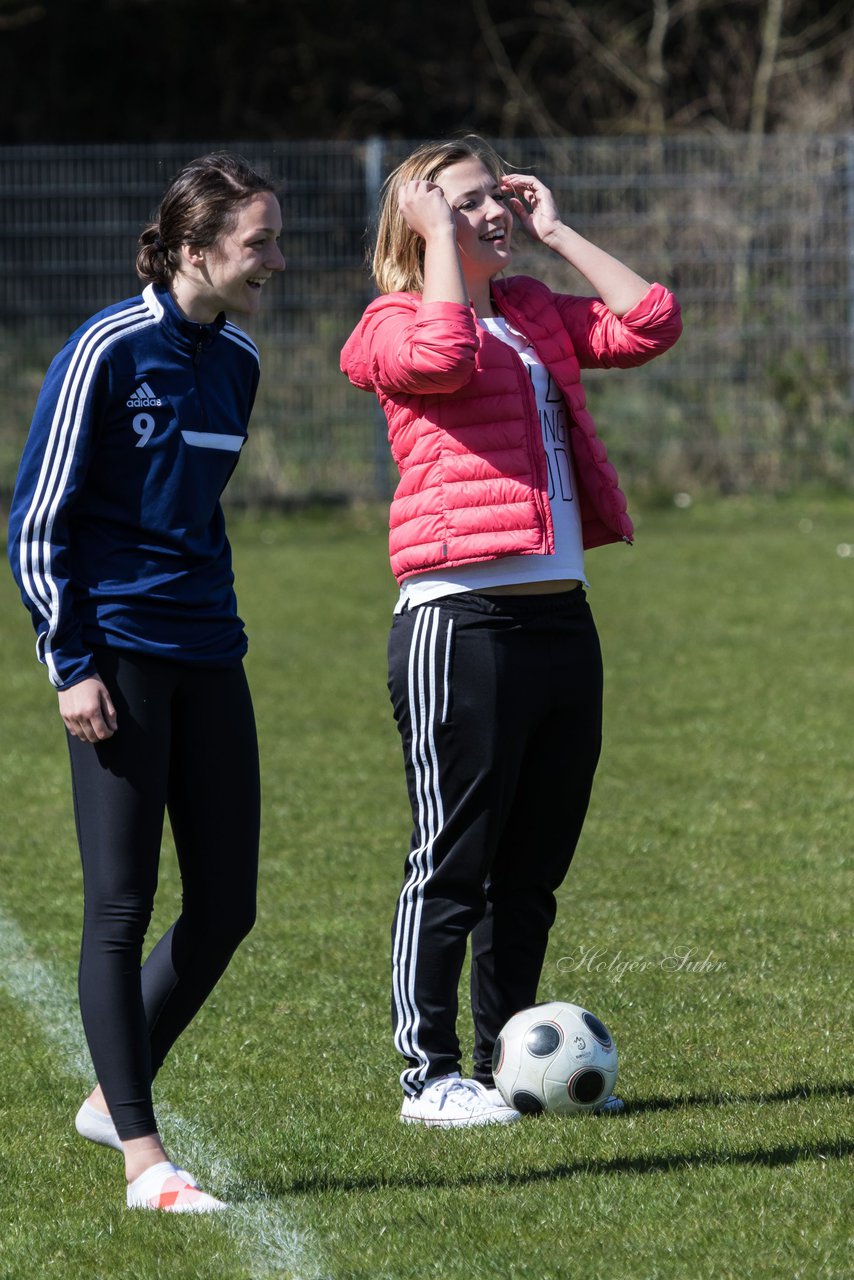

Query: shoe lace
left=433, top=1076, right=485, bottom=1112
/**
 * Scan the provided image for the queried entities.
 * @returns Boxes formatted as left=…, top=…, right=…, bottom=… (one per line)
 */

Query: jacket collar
left=143, top=283, right=226, bottom=353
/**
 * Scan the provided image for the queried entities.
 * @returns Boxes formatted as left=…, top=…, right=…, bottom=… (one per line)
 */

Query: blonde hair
left=372, top=135, right=509, bottom=295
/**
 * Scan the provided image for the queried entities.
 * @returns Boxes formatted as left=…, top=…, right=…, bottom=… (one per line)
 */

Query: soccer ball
left=492, top=1001, right=618, bottom=1115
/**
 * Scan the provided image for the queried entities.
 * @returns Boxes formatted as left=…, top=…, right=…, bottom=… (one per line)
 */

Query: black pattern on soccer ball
left=512, top=1090, right=545, bottom=1115
left=581, top=1011, right=613, bottom=1049
left=524, top=1022, right=563, bottom=1058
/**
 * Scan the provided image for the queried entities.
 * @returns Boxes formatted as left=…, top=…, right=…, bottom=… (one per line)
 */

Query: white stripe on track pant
left=386, top=588, right=603, bottom=1095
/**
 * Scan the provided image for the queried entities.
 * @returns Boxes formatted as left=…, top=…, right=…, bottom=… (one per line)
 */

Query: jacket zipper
left=480, top=308, right=554, bottom=556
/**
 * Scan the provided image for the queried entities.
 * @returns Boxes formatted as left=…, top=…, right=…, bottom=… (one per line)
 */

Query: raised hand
left=500, top=174, right=564, bottom=245
left=502, top=171, right=650, bottom=316
left=398, top=179, right=456, bottom=241
left=397, top=178, right=468, bottom=306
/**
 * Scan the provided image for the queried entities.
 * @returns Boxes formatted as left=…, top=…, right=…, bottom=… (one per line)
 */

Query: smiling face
left=174, top=191, right=285, bottom=323
left=435, top=157, right=513, bottom=292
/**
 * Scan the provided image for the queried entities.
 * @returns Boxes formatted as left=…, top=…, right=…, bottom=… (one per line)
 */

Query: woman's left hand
left=501, top=171, right=651, bottom=314
left=501, top=174, right=564, bottom=245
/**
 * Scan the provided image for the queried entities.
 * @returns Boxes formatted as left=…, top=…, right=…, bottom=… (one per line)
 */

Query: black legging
left=67, top=648, right=260, bottom=1140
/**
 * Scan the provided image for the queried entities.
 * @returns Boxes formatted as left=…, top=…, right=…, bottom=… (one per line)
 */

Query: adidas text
left=127, top=382, right=163, bottom=408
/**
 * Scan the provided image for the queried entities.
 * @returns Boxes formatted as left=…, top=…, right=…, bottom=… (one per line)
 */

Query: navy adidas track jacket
left=8, top=284, right=261, bottom=690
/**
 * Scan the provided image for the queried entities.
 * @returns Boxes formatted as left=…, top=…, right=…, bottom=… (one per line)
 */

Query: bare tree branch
left=0, top=4, right=43, bottom=30
left=777, top=31, right=854, bottom=77
left=540, top=0, right=652, bottom=100
left=646, top=0, right=672, bottom=132
left=776, top=0, right=852, bottom=54
left=472, top=0, right=564, bottom=137
left=749, top=0, right=785, bottom=136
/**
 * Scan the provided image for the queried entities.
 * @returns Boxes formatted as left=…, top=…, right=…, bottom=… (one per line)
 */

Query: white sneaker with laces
left=400, top=1074, right=521, bottom=1127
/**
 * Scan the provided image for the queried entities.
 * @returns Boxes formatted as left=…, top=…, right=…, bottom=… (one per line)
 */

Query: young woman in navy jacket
left=8, top=152, right=284, bottom=1211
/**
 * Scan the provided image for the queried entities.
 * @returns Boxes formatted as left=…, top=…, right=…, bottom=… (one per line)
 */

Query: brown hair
left=372, top=135, right=509, bottom=295
left=136, top=152, right=277, bottom=286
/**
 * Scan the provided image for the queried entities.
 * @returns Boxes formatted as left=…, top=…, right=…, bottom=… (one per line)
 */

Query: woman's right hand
left=58, top=676, right=118, bottom=742
left=397, top=180, right=456, bottom=241
left=398, top=179, right=468, bottom=307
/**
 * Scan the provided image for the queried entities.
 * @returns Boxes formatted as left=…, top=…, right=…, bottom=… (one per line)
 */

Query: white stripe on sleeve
left=17, top=302, right=155, bottom=683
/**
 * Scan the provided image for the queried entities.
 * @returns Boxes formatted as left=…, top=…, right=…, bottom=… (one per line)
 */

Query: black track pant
left=387, top=589, right=603, bottom=1095
left=67, top=648, right=260, bottom=1140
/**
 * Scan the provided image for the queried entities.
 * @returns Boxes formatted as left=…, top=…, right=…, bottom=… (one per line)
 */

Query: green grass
left=0, top=496, right=851, bottom=1279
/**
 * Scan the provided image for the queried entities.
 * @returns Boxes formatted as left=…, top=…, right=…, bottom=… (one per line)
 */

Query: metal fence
left=1, top=136, right=853, bottom=504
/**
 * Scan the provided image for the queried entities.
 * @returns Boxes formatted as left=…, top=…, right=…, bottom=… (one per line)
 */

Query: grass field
left=0, top=496, right=851, bottom=1280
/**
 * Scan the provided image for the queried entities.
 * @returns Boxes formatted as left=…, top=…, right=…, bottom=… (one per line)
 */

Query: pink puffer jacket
left=340, top=275, right=682, bottom=582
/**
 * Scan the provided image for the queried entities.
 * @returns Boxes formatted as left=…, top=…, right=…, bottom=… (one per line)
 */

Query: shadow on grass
left=230, top=1080, right=854, bottom=1198
left=250, top=1080, right=853, bottom=1200
left=621, top=1078, right=853, bottom=1115
left=270, top=1136, right=854, bottom=1199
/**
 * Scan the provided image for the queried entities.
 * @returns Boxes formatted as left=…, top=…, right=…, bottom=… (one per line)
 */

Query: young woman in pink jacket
left=341, top=135, right=682, bottom=1127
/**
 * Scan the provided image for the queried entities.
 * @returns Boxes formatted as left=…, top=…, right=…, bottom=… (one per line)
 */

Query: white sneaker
left=75, top=1100, right=123, bottom=1152
left=482, top=1086, right=515, bottom=1110
left=400, top=1074, right=521, bottom=1127
left=594, top=1094, right=625, bottom=1115
left=126, top=1161, right=228, bottom=1213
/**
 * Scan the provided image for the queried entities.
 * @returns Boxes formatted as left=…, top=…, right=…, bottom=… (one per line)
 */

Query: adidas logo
left=127, top=381, right=163, bottom=408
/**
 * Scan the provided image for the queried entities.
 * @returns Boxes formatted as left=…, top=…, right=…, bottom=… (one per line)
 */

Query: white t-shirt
left=397, top=314, right=587, bottom=611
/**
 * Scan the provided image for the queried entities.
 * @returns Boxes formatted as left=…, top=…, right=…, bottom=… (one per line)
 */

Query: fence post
left=848, top=134, right=854, bottom=406
left=364, top=136, right=390, bottom=500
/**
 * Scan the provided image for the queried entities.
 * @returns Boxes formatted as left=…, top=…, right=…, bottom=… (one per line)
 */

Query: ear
left=181, top=243, right=206, bottom=268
